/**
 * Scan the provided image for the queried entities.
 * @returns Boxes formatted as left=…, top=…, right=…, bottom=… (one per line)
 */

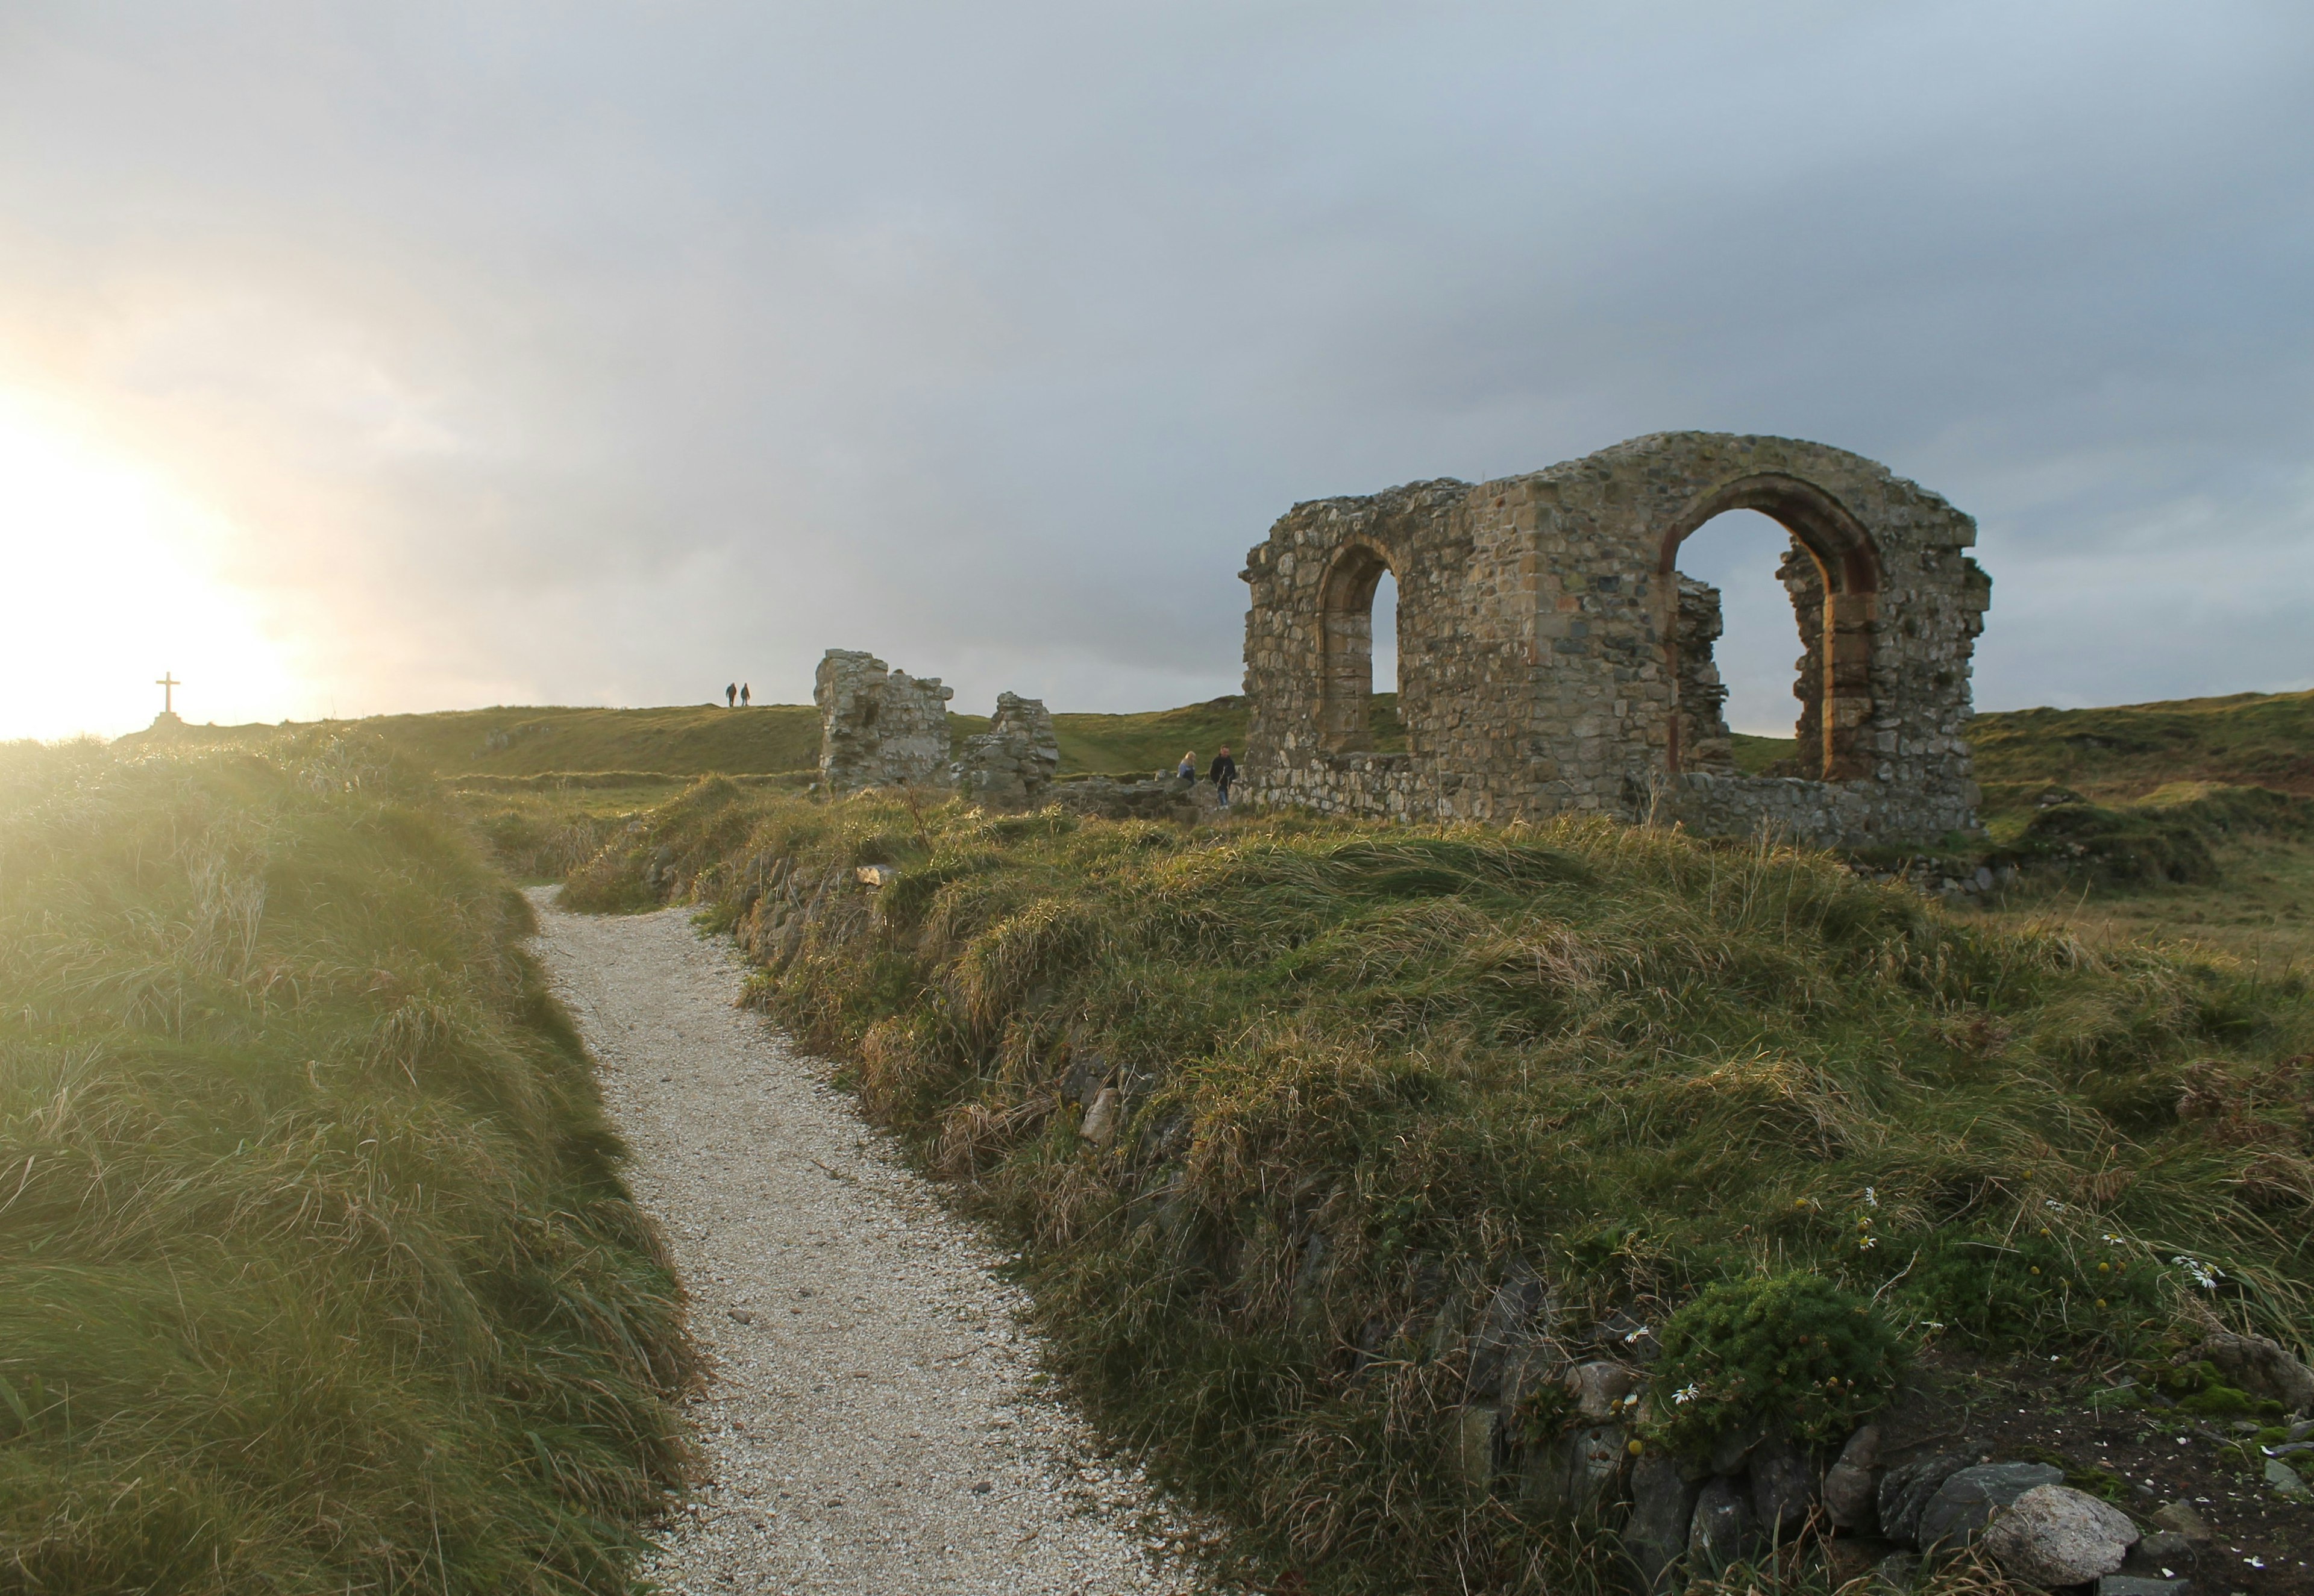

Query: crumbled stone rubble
left=1446, top=1279, right=2314, bottom=1595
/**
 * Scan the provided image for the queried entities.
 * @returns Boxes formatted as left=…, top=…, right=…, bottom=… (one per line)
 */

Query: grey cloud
left=1, top=0, right=2309, bottom=724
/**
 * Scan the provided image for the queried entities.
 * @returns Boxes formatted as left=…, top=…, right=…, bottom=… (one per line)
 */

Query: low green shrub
left=1646, top=1273, right=1900, bottom=1456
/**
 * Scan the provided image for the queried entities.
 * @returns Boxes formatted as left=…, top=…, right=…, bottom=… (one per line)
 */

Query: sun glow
left=0, top=393, right=296, bottom=742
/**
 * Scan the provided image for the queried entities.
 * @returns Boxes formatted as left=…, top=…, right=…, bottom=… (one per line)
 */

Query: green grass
left=1969, top=688, right=2314, bottom=798
left=123, top=703, right=823, bottom=778
left=557, top=781, right=2314, bottom=1594
left=121, top=694, right=1413, bottom=781
left=0, top=733, right=694, bottom=1594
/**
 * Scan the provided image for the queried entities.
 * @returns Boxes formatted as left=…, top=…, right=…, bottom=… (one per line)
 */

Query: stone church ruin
left=1239, top=431, right=1991, bottom=847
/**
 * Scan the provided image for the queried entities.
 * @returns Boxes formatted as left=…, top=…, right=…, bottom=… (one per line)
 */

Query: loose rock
left=1981, top=1484, right=2139, bottom=1588
left=1623, top=1454, right=1699, bottom=1595
left=1915, top=1462, right=2064, bottom=1554
left=2193, top=1332, right=2314, bottom=1412
left=1822, top=1425, right=1880, bottom=1530
left=1687, top=1477, right=1757, bottom=1573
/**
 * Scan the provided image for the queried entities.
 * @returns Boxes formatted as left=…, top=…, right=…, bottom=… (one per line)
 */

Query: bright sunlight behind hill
left=0, top=392, right=295, bottom=741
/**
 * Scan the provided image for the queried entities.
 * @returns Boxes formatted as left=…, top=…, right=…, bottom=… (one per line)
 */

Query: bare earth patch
left=527, top=891, right=1210, bottom=1595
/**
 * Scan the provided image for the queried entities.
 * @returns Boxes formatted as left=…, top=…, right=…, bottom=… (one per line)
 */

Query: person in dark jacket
left=740, top=682, right=751, bottom=706
left=1209, top=745, right=1237, bottom=809
left=725, top=682, right=737, bottom=707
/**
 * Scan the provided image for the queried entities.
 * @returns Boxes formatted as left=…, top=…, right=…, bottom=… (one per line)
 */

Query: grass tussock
left=563, top=784, right=2314, bottom=1593
left=0, top=734, right=694, bottom=1595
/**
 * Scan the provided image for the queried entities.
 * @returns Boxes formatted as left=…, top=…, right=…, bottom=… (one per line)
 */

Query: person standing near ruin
left=1209, top=744, right=1237, bottom=809
left=726, top=683, right=737, bottom=707
left=741, top=683, right=751, bottom=706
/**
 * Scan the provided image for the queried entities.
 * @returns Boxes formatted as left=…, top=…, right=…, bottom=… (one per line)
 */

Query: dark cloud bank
left=2, top=1, right=2309, bottom=728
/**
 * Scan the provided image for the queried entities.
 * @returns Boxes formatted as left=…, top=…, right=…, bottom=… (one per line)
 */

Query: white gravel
left=526, top=891, right=1212, bottom=1595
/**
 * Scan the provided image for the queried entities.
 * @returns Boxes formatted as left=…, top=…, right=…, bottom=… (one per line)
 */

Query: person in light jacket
left=1177, top=750, right=1196, bottom=783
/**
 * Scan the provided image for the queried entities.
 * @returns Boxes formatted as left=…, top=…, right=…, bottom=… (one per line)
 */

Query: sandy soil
left=526, top=891, right=1210, bottom=1595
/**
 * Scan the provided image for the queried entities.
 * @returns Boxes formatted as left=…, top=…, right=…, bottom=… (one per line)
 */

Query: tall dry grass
left=0, top=733, right=694, bottom=1594
left=565, top=784, right=2313, bottom=1594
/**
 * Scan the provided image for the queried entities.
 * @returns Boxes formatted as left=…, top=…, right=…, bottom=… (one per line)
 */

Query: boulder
left=1079, top=1087, right=1120, bottom=1146
left=2265, top=1456, right=2312, bottom=1500
left=1822, top=1425, right=1880, bottom=1530
left=1623, top=1454, right=1700, bottom=1594
left=2190, top=1333, right=2314, bottom=1412
left=1916, top=1462, right=2064, bottom=1554
left=1877, top=1450, right=1969, bottom=1546
left=1567, top=1425, right=1629, bottom=1513
left=1749, top=1441, right=1815, bottom=1539
left=1687, top=1477, right=1757, bottom=1574
left=1981, top=1485, right=2139, bottom=1587
left=1567, top=1360, right=1640, bottom=1421
left=1456, top=1404, right=1500, bottom=1492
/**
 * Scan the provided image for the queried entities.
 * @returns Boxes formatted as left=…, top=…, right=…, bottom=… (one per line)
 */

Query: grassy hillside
left=0, top=734, right=694, bottom=1592
left=1970, top=689, right=2314, bottom=797
left=557, top=782, right=2314, bottom=1594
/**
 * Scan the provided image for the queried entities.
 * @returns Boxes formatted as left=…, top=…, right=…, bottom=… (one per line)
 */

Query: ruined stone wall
left=958, top=691, right=1059, bottom=807
left=814, top=649, right=956, bottom=792
left=1673, top=577, right=1735, bottom=776
left=1240, top=431, right=1992, bottom=847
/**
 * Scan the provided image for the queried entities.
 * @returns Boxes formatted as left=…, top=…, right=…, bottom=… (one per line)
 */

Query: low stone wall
left=1250, top=752, right=1432, bottom=820
left=1661, top=772, right=1974, bottom=851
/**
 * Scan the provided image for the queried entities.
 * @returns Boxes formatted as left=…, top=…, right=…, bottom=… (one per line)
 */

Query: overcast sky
left=1, top=1, right=2309, bottom=738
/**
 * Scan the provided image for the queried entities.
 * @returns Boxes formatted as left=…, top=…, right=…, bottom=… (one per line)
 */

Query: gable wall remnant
left=1238, top=431, right=1991, bottom=848
left=814, top=649, right=956, bottom=792
left=814, top=649, right=1059, bottom=808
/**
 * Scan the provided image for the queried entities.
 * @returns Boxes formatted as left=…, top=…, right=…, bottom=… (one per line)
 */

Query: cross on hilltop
left=155, top=672, right=180, bottom=716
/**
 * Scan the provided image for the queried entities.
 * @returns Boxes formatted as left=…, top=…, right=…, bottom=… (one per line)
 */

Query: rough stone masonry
left=815, top=649, right=1061, bottom=807
left=1238, top=430, right=1992, bottom=848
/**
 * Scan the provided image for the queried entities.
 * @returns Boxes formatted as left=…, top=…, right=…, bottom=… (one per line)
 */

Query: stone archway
left=1656, top=473, right=1885, bottom=781
left=1318, top=538, right=1395, bottom=754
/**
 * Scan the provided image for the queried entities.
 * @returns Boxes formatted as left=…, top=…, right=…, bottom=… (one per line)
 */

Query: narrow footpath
left=526, top=891, right=1209, bottom=1595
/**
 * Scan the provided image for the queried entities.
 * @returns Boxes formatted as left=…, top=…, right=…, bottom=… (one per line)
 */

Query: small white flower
left=1622, top=1392, right=1640, bottom=1407
left=2245, top=1557, right=2265, bottom=1569
left=1863, top=1187, right=1878, bottom=1208
left=1622, top=1325, right=1650, bottom=1344
left=2043, top=1198, right=2066, bottom=1212
left=1857, top=1235, right=1877, bottom=1250
left=2171, top=1255, right=2222, bottom=1290
left=1672, top=1384, right=1701, bottom=1406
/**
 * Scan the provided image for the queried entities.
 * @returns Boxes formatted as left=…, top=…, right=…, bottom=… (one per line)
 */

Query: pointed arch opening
left=1658, top=474, right=1882, bottom=781
left=1319, top=539, right=1396, bottom=754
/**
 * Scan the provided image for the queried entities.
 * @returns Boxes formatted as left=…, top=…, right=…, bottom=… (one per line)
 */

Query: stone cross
left=155, top=672, right=179, bottom=715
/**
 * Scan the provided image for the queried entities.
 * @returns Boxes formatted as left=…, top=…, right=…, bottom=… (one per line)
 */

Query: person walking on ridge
left=725, top=683, right=737, bottom=707
left=1209, top=744, right=1237, bottom=809
left=740, top=683, right=751, bottom=707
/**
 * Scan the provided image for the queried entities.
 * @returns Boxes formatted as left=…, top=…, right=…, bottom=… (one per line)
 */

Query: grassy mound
left=1980, top=780, right=2314, bottom=886
left=0, top=735, right=693, bottom=1593
left=562, top=784, right=2313, bottom=1592
left=1970, top=689, right=2314, bottom=798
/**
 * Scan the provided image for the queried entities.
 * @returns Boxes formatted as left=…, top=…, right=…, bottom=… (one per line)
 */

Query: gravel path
left=526, top=892, right=1211, bottom=1595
